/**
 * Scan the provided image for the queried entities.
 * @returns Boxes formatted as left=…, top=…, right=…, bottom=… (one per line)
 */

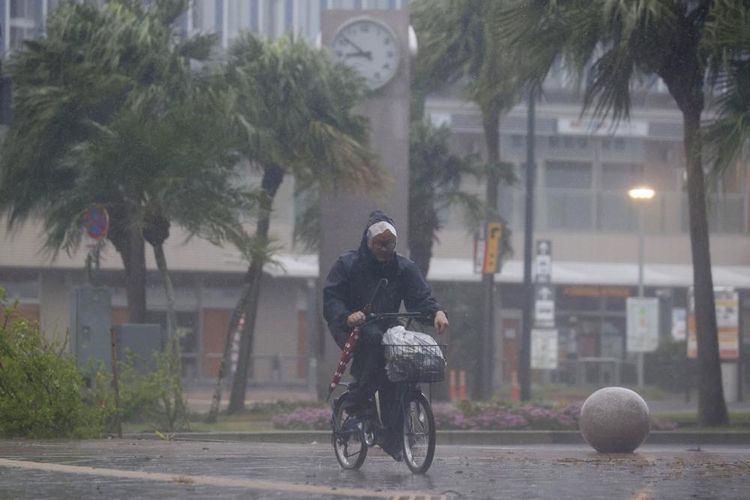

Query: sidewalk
left=183, top=383, right=316, bottom=414
left=183, top=383, right=750, bottom=415
left=169, top=384, right=750, bottom=448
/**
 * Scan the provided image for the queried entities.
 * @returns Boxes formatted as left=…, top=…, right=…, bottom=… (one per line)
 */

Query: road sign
left=474, top=221, right=503, bottom=274
left=534, top=284, right=555, bottom=328
left=687, top=287, right=739, bottom=360
left=531, top=328, right=558, bottom=369
left=626, top=297, right=659, bottom=353
left=535, top=239, right=552, bottom=283
left=82, top=205, right=109, bottom=241
left=483, top=222, right=503, bottom=274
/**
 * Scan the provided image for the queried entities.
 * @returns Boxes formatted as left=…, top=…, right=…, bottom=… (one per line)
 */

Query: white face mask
left=367, top=221, right=398, bottom=242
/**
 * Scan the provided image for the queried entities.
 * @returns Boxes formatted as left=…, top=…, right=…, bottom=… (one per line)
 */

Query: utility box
left=71, top=287, right=113, bottom=372
left=114, top=323, right=165, bottom=374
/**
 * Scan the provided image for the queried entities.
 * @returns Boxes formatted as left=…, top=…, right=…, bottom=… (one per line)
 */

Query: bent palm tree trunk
left=205, top=285, right=252, bottom=422
left=144, top=211, right=188, bottom=428
left=227, top=164, right=285, bottom=414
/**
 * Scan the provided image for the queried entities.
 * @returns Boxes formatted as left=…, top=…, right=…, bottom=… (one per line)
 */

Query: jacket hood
left=358, top=210, right=398, bottom=268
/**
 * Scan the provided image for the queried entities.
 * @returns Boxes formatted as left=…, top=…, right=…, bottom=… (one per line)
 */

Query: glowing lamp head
left=628, top=186, right=655, bottom=200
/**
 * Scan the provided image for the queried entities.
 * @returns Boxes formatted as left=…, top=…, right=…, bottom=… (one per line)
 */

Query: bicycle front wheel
left=401, top=392, right=436, bottom=474
left=331, top=395, right=367, bottom=470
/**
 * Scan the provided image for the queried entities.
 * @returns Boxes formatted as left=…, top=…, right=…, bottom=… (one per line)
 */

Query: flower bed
left=270, top=400, right=677, bottom=431
left=431, top=402, right=582, bottom=431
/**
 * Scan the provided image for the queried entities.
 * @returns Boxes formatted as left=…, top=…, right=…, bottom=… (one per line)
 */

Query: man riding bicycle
left=323, top=210, right=449, bottom=461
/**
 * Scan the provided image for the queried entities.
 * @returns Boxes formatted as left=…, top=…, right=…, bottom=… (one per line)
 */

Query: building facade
left=1, top=0, right=748, bottom=399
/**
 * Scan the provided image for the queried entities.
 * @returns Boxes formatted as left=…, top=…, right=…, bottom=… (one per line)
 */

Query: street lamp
left=628, top=185, right=655, bottom=387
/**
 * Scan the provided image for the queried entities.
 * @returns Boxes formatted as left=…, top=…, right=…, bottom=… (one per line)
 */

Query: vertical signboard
left=531, top=328, right=558, bottom=369
left=474, top=221, right=503, bottom=274
left=535, top=239, right=552, bottom=283
left=626, top=297, right=659, bottom=352
left=671, top=307, right=686, bottom=341
left=533, top=240, right=555, bottom=329
left=687, top=287, right=739, bottom=359
left=534, top=284, right=556, bottom=328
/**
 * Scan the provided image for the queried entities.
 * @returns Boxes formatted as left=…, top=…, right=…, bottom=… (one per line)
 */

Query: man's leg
left=377, top=367, right=404, bottom=461
left=349, top=324, right=383, bottom=408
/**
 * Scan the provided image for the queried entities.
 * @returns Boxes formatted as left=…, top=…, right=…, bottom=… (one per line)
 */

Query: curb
left=123, top=430, right=750, bottom=446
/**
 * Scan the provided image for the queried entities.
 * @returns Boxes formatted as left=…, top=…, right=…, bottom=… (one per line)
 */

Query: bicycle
left=329, top=311, right=446, bottom=474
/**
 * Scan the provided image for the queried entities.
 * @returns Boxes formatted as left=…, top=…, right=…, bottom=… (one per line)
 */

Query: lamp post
left=628, top=185, right=655, bottom=387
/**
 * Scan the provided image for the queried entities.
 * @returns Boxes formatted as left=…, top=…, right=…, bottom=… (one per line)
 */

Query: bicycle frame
left=330, top=311, right=443, bottom=474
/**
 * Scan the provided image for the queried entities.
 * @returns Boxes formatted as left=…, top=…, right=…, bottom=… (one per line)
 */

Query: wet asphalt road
left=1, top=439, right=749, bottom=499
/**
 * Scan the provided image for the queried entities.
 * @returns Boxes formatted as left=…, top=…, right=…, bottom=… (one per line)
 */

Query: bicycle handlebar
left=362, top=311, right=430, bottom=326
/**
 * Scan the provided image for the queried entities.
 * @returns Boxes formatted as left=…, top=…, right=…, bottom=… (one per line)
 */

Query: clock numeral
left=387, top=51, right=394, bottom=58
left=361, top=25, right=369, bottom=33
left=384, top=38, right=391, bottom=45
left=383, top=63, right=390, bottom=70
left=374, top=72, right=381, bottom=80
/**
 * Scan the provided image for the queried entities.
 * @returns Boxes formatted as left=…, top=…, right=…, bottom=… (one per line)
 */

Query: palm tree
left=496, top=0, right=739, bottom=426
left=411, top=0, right=523, bottom=398
left=218, top=34, right=383, bottom=414
left=703, top=1, right=750, bottom=174
left=0, top=1, right=250, bottom=331
left=408, top=120, right=485, bottom=278
left=289, top=120, right=487, bottom=279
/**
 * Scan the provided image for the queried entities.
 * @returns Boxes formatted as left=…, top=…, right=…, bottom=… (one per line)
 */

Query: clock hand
left=342, top=36, right=368, bottom=56
left=344, top=51, right=373, bottom=59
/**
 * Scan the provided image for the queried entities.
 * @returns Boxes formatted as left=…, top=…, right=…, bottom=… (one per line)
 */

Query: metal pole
left=520, top=86, right=537, bottom=401
left=637, top=203, right=645, bottom=387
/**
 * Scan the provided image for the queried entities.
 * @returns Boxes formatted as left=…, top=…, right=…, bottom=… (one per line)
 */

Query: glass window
left=598, top=163, right=642, bottom=231
left=545, top=161, right=592, bottom=189
left=601, top=163, right=642, bottom=190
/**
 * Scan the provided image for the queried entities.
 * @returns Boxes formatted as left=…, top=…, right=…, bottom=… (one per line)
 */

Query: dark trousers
left=350, top=323, right=402, bottom=455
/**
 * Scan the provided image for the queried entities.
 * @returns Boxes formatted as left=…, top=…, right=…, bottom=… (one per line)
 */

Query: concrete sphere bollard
left=579, top=387, right=650, bottom=453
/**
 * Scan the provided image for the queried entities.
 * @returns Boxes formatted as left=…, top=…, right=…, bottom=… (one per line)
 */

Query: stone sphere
left=579, top=386, right=650, bottom=453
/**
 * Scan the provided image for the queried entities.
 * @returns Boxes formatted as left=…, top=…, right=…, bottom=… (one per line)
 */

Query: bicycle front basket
left=383, top=344, right=446, bottom=383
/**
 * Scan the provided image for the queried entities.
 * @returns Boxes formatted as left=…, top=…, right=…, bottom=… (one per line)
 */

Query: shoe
left=380, top=437, right=403, bottom=462
left=384, top=447, right=403, bottom=462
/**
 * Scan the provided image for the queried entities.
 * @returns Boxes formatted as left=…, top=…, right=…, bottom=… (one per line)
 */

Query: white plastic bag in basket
left=382, top=325, right=445, bottom=382
left=382, top=325, right=437, bottom=347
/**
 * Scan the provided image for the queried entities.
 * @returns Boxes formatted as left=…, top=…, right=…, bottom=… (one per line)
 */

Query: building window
left=544, top=160, right=593, bottom=229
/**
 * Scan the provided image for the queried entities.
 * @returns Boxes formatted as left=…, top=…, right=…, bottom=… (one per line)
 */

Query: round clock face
left=330, top=18, right=400, bottom=90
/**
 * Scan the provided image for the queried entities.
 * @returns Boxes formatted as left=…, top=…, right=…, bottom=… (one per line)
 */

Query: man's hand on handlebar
left=434, top=310, right=449, bottom=335
left=346, top=311, right=366, bottom=328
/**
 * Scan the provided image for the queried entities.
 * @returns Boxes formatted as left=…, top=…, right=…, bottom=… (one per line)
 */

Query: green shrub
left=0, top=289, right=105, bottom=438
left=92, top=338, right=190, bottom=433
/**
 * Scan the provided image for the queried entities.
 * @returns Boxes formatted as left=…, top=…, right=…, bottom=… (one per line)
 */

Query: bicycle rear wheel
left=401, top=392, right=435, bottom=474
left=331, top=395, right=367, bottom=470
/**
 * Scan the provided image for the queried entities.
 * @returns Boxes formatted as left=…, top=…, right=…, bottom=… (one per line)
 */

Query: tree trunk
left=407, top=222, right=434, bottom=278
left=109, top=208, right=147, bottom=324
left=479, top=103, right=501, bottom=400
left=205, top=285, right=252, bottom=422
left=227, top=164, right=285, bottom=414
left=152, top=241, right=187, bottom=420
left=682, top=106, right=730, bottom=426
left=102, top=205, right=149, bottom=369
left=407, top=164, right=437, bottom=278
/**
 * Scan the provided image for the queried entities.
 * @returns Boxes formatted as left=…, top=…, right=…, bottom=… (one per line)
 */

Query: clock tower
left=317, top=9, right=411, bottom=397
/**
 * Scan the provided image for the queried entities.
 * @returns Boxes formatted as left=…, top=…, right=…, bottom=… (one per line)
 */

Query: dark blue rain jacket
left=323, top=210, right=443, bottom=349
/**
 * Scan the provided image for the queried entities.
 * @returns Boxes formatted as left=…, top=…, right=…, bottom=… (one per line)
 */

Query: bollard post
left=110, top=328, right=122, bottom=439
left=449, top=369, right=457, bottom=401
left=459, top=370, right=467, bottom=401
left=511, top=370, right=520, bottom=402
